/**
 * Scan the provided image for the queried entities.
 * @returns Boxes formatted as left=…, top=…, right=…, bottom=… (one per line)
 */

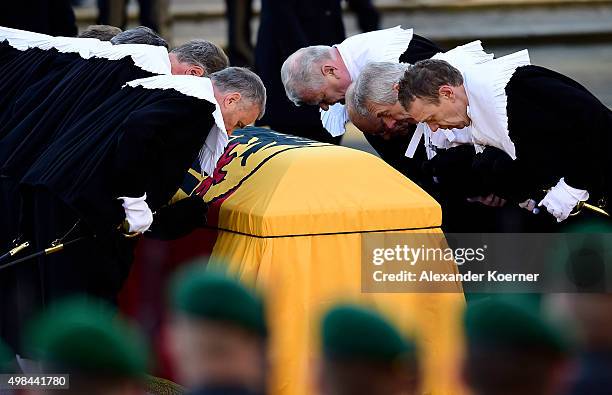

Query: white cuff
left=118, top=193, right=153, bottom=233
left=538, top=178, right=589, bottom=222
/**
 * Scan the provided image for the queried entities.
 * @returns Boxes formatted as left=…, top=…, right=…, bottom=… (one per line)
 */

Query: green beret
left=464, top=297, right=569, bottom=355
left=0, top=339, right=14, bottom=373
left=321, top=304, right=416, bottom=363
left=170, top=267, right=267, bottom=337
left=25, top=297, right=149, bottom=377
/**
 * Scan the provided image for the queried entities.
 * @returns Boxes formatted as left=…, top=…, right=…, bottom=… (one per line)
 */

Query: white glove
left=538, top=178, right=589, bottom=222
left=118, top=193, right=153, bottom=233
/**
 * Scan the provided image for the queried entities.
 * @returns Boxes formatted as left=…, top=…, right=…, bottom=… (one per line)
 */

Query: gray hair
left=345, top=82, right=359, bottom=117
left=210, top=67, right=267, bottom=119
left=78, top=25, right=122, bottom=41
left=398, top=59, right=464, bottom=111
left=110, top=26, right=168, bottom=48
left=171, top=40, right=229, bottom=76
left=280, top=46, right=334, bottom=105
left=353, top=62, right=410, bottom=116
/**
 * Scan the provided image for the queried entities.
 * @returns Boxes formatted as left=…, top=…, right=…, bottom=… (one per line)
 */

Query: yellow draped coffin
left=130, top=127, right=465, bottom=395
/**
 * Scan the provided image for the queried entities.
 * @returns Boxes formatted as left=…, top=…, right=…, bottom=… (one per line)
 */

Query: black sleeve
left=113, top=95, right=216, bottom=210
left=362, top=129, right=432, bottom=187
left=399, top=34, right=443, bottom=64
left=146, top=195, right=208, bottom=240
left=422, top=145, right=482, bottom=197
left=507, top=66, right=611, bottom=196
left=471, top=146, right=532, bottom=201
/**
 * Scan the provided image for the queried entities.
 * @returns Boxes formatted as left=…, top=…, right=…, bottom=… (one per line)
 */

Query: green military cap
left=464, top=297, right=569, bottom=355
left=25, top=297, right=149, bottom=377
left=170, top=266, right=267, bottom=337
left=321, top=304, right=416, bottom=362
left=0, top=338, right=14, bottom=373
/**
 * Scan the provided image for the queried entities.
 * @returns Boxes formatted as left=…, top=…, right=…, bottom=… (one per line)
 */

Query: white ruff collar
left=336, top=25, right=413, bottom=81
left=405, top=41, right=494, bottom=159
left=0, top=26, right=171, bottom=75
left=124, top=75, right=228, bottom=175
left=89, top=43, right=170, bottom=75
left=322, top=26, right=414, bottom=136
left=462, top=49, right=531, bottom=160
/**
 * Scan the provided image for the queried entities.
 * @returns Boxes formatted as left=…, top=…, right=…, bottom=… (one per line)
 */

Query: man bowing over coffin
left=281, top=26, right=441, bottom=138
left=396, top=53, right=611, bottom=224
left=2, top=67, right=266, bottom=356
left=0, top=26, right=229, bottom=259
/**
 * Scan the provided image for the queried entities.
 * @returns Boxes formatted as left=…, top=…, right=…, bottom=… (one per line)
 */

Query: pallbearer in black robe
left=0, top=31, right=172, bottom=336
left=0, top=26, right=170, bottom=151
left=463, top=56, right=611, bottom=224
left=0, top=28, right=83, bottom=128
left=504, top=65, right=610, bottom=212
left=0, top=75, right=222, bottom=354
left=397, top=51, right=611, bottom=227
left=0, top=27, right=170, bottom=254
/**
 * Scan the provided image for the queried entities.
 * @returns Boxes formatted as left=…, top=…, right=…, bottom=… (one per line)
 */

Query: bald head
left=281, top=46, right=351, bottom=110
left=281, top=46, right=334, bottom=104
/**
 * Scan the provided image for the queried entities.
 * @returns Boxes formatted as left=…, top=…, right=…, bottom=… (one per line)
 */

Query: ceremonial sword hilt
left=118, top=221, right=142, bottom=239
left=8, top=241, right=30, bottom=256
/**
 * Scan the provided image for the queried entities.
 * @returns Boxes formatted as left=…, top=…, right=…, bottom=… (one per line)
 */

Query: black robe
left=473, top=66, right=611, bottom=211
left=1, top=85, right=215, bottom=354
left=0, top=41, right=162, bottom=259
left=456, top=65, right=612, bottom=230
left=506, top=65, right=611, bottom=206
left=0, top=55, right=156, bottom=175
left=0, top=45, right=79, bottom=133
left=0, top=44, right=81, bottom=264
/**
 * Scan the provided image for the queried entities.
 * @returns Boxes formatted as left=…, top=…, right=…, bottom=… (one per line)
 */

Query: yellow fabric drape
left=209, top=229, right=465, bottom=395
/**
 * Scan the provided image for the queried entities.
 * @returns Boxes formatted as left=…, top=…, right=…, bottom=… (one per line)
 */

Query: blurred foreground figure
left=550, top=294, right=612, bottom=395
left=168, top=268, right=268, bottom=395
left=78, top=24, right=122, bottom=40
left=546, top=220, right=612, bottom=395
left=319, top=305, right=420, bottom=395
left=0, top=338, right=15, bottom=373
left=24, top=297, right=149, bottom=395
left=463, top=298, right=571, bottom=395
